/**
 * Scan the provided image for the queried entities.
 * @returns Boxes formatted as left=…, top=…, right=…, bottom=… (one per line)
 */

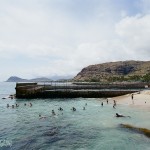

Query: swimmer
left=52, top=110, right=56, bottom=115
left=7, top=104, right=9, bottom=108
left=16, top=104, right=19, bottom=107
left=24, top=103, right=26, bottom=106
left=85, top=103, right=87, bottom=106
left=12, top=105, right=15, bottom=108
left=101, top=102, right=103, bottom=106
left=72, top=107, right=76, bottom=111
left=39, top=114, right=46, bottom=119
left=58, top=107, right=63, bottom=111
left=83, top=107, right=85, bottom=110
left=29, top=103, right=32, bottom=107
left=115, top=113, right=130, bottom=118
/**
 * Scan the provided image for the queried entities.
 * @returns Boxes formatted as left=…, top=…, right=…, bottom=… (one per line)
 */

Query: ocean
left=0, top=82, right=150, bottom=150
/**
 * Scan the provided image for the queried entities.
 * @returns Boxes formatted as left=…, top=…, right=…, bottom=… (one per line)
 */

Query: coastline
left=109, top=90, right=150, bottom=109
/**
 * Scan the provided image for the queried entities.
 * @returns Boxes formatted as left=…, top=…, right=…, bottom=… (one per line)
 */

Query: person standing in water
left=106, top=99, right=108, bottom=104
left=114, top=100, right=116, bottom=106
left=131, top=94, right=134, bottom=104
left=113, top=104, right=116, bottom=109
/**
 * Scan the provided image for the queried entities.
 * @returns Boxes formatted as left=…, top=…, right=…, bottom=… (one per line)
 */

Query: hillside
left=74, top=60, right=150, bottom=82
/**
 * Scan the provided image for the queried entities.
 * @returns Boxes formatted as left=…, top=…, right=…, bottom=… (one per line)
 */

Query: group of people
left=101, top=98, right=130, bottom=118
left=6, top=97, right=130, bottom=119
left=39, top=103, right=88, bottom=119
left=101, top=99, right=116, bottom=109
left=6, top=102, right=33, bottom=108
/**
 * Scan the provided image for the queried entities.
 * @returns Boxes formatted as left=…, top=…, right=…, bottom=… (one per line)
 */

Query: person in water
left=16, top=104, right=19, bottom=107
left=106, top=99, right=108, bottom=104
left=113, top=104, right=116, bottom=109
left=114, top=100, right=116, bottom=106
left=52, top=110, right=56, bottom=115
left=131, top=94, right=134, bottom=100
left=83, top=107, right=85, bottom=110
left=7, top=104, right=9, bottom=108
left=29, top=103, right=32, bottom=107
left=58, top=107, right=63, bottom=111
left=72, top=107, right=76, bottom=111
left=39, top=114, right=46, bottom=119
left=116, top=113, right=130, bottom=118
left=131, top=94, right=134, bottom=104
left=101, top=102, right=103, bottom=106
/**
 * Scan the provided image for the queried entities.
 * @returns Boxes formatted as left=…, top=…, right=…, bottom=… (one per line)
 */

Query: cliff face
left=74, top=61, right=150, bottom=82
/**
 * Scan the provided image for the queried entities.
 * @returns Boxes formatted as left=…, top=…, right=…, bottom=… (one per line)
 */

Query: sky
left=0, top=0, right=150, bottom=81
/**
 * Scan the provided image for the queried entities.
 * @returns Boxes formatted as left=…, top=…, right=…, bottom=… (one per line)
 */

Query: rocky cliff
left=74, top=61, right=150, bottom=82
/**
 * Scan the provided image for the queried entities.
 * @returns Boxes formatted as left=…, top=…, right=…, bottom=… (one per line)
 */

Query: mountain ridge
left=74, top=60, right=150, bottom=82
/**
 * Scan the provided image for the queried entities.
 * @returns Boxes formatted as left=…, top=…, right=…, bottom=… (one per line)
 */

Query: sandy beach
left=109, top=90, right=150, bottom=109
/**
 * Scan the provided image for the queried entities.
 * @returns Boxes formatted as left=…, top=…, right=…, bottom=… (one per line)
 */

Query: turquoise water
left=0, top=82, right=150, bottom=150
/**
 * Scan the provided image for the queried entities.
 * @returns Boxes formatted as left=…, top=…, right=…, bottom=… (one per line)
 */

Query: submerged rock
left=120, top=123, right=150, bottom=138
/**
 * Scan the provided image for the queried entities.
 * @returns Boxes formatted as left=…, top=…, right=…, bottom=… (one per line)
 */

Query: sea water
left=0, top=82, right=150, bottom=150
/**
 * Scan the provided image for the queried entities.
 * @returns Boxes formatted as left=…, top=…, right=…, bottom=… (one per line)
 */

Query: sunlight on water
left=0, top=82, right=150, bottom=150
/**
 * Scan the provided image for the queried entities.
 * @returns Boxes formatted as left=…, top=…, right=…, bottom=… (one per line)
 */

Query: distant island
left=6, top=76, right=53, bottom=82
left=6, top=76, right=73, bottom=82
left=74, top=60, right=150, bottom=82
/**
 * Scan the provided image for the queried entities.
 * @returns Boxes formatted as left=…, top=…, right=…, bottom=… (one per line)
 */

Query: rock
left=120, top=123, right=150, bottom=138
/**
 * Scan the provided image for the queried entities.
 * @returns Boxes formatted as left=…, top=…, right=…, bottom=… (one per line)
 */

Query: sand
left=108, top=90, right=150, bottom=109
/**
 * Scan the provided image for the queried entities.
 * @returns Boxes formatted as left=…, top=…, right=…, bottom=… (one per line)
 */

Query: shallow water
left=0, top=82, right=150, bottom=150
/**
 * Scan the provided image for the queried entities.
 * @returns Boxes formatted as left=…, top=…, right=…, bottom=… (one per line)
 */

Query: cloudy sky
left=0, top=0, right=150, bottom=81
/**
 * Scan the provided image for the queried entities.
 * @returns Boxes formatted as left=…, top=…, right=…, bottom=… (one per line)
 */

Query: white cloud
left=115, top=14, right=150, bottom=57
left=0, top=0, right=150, bottom=81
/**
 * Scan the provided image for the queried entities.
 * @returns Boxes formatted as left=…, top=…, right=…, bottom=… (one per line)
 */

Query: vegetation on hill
left=74, top=61, right=150, bottom=82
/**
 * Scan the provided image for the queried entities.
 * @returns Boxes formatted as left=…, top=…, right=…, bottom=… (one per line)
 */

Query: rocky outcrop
left=120, top=124, right=150, bottom=138
left=74, top=60, right=150, bottom=82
